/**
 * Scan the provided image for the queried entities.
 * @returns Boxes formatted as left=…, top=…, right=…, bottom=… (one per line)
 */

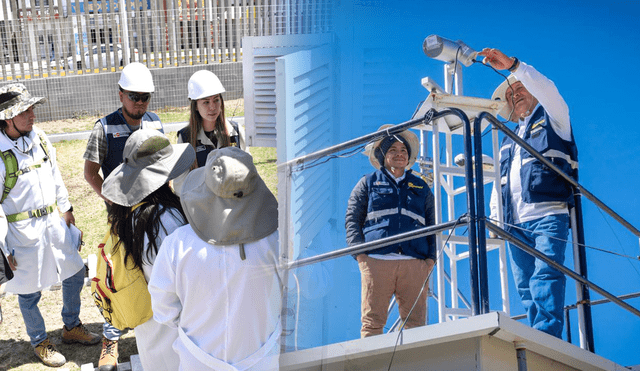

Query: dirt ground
left=0, top=284, right=139, bottom=371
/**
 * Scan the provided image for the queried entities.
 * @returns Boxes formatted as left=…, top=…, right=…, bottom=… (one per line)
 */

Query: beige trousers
left=357, top=254, right=431, bottom=338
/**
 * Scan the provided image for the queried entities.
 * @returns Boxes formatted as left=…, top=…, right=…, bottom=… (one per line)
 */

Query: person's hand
left=7, top=253, right=17, bottom=271
left=356, top=254, right=366, bottom=263
left=478, top=48, right=515, bottom=70
left=62, top=210, right=75, bottom=227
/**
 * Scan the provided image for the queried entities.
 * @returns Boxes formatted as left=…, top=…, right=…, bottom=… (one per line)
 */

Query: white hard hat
left=188, top=70, right=225, bottom=100
left=118, top=62, right=155, bottom=93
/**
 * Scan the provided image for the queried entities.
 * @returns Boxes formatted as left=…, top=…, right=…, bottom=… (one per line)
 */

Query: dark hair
left=108, top=183, right=186, bottom=271
left=186, top=94, right=228, bottom=170
left=0, top=120, right=6, bottom=130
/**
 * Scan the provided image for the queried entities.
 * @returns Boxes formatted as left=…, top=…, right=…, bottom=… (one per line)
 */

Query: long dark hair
left=108, top=183, right=186, bottom=271
left=186, top=94, right=229, bottom=170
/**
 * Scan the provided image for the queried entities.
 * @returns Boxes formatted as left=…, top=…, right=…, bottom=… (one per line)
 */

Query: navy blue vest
left=499, top=105, right=579, bottom=224
left=100, top=110, right=163, bottom=179
left=362, top=169, right=435, bottom=259
left=178, top=121, right=240, bottom=168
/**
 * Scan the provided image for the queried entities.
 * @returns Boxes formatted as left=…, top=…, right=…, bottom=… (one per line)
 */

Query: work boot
left=98, top=337, right=119, bottom=371
left=34, top=338, right=66, bottom=367
left=62, top=321, right=101, bottom=345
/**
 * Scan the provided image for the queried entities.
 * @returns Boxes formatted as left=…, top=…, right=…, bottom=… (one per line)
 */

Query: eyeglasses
left=125, top=92, right=151, bottom=103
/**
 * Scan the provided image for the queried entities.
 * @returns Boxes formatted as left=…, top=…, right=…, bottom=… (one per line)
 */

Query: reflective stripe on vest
left=365, top=207, right=425, bottom=225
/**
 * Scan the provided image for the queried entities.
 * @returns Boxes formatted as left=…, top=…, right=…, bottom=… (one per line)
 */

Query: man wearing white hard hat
left=345, top=125, right=436, bottom=338
left=82, top=62, right=164, bottom=369
left=0, top=83, right=100, bottom=367
left=173, top=69, right=246, bottom=194
left=480, top=48, right=578, bottom=339
left=149, top=147, right=281, bottom=370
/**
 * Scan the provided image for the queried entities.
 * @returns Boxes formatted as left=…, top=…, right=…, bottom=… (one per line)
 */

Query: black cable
left=486, top=216, right=640, bottom=262
left=291, top=142, right=369, bottom=173
left=386, top=214, right=467, bottom=371
left=473, top=59, right=516, bottom=125
left=594, top=207, right=640, bottom=277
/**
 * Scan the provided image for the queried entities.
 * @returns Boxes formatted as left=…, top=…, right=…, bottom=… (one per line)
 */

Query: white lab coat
left=134, top=207, right=184, bottom=371
left=0, top=127, right=83, bottom=295
left=148, top=227, right=282, bottom=371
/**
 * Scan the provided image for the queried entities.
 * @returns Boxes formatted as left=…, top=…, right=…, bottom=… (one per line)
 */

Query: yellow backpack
left=91, top=223, right=153, bottom=330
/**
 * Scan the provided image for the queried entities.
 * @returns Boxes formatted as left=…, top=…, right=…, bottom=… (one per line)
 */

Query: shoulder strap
left=0, top=133, right=52, bottom=204
left=37, top=132, right=50, bottom=160
left=0, top=150, right=18, bottom=204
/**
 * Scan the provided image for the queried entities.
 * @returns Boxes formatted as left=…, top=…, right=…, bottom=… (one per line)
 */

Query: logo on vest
left=113, top=132, right=130, bottom=138
left=408, top=182, right=423, bottom=189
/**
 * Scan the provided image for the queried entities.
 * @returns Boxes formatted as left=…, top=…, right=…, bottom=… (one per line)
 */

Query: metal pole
left=487, top=221, right=640, bottom=318
left=278, top=109, right=469, bottom=172
left=120, top=0, right=131, bottom=64
left=515, top=343, right=528, bottom=371
left=512, top=291, right=640, bottom=320
left=462, top=112, right=480, bottom=316
left=564, top=308, right=572, bottom=344
left=474, top=114, right=490, bottom=314
left=570, top=186, right=595, bottom=352
left=278, top=110, right=434, bottom=171
left=286, top=218, right=468, bottom=270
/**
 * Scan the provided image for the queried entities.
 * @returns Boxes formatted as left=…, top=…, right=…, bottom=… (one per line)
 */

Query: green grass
left=155, top=107, right=190, bottom=124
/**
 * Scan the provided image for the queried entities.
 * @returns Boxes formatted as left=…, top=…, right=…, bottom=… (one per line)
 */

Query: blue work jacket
left=345, top=168, right=436, bottom=260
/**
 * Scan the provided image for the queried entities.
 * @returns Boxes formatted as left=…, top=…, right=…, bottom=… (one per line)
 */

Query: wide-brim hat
left=102, top=129, right=196, bottom=206
left=491, top=74, right=518, bottom=119
left=0, top=84, right=46, bottom=120
left=179, top=146, right=278, bottom=245
left=365, top=124, right=420, bottom=170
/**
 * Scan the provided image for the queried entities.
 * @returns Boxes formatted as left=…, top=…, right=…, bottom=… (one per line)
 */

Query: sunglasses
left=125, top=92, right=151, bottom=103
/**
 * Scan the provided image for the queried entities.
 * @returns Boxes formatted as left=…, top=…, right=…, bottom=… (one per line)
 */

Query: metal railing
left=279, top=107, right=640, bottom=354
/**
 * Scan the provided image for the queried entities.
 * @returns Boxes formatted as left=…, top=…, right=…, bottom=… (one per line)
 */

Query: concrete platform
left=280, top=312, right=626, bottom=371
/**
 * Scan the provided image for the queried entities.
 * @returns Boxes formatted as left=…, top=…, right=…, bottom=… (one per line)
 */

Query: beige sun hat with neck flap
left=365, top=124, right=420, bottom=171
left=102, top=129, right=196, bottom=206
left=179, top=146, right=278, bottom=245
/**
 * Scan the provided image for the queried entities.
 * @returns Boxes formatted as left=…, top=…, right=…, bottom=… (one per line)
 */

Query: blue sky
left=326, top=0, right=640, bottom=366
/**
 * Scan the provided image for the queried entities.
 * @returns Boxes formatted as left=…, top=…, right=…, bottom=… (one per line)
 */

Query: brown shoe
left=62, top=321, right=101, bottom=345
left=98, top=337, right=119, bottom=371
left=34, top=338, right=66, bottom=367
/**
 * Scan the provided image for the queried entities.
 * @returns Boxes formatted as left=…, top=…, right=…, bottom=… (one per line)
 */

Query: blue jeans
left=18, top=268, right=85, bottom=347
left=508, top=214, right=569, bottom=339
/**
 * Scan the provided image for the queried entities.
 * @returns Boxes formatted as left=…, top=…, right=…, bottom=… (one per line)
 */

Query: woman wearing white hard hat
left=174, top=70, right=246, bottom=193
